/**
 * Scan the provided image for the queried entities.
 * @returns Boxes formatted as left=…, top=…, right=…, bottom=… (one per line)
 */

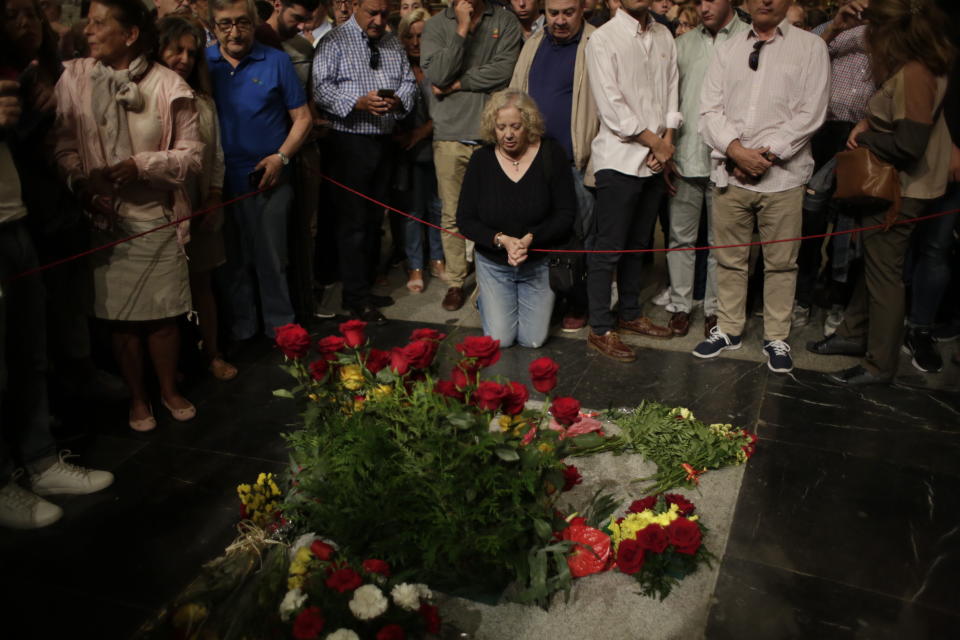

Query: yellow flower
left=308, top=393, right=319, bottom=402
left=537, top=443, right=553, bottom=454
left=499, top=416, right=512, bottom=432
left=369, top=384, right=393, bottom=401
left=288, top=575, right=304, bottom=591
left=670, top=407, right=694, bottom=420
left=172, top=603, right=208, bottom=630
left=339, top=365, right=365, bottom=391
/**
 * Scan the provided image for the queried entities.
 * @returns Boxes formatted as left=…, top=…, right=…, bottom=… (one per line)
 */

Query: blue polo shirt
left=206, top=41, right=307, bottom=194
left=527, top=27, right=581, bottom=163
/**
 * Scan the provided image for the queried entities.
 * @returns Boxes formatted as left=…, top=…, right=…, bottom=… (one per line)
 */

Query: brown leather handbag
left=833, top=146, right=902, bottom=227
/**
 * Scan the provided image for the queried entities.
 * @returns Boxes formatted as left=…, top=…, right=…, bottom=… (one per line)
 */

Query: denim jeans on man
left=475, top=253, right=555, bottom=348
left=908, top=183, right=960, bottom=328
left=405, top=161, right=444, bottom=270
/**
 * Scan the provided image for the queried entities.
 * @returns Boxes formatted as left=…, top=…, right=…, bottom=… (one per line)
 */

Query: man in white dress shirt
left=693, top=0, right=829, bottom=373
left=584, top=0, right=679, bottom=363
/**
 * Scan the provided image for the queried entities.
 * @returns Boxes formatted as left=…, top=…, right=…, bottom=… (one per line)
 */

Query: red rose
left=616, top=538, right=645, bottom=575
left=434, top=379, right=465, bottom=401
left=389, top=347, right=411, bottom=375
left=562, top=464, right=582, bottom=492
left=666, top=517, right=703, bottom=555
left=455, top=336, right=501, bottom=367
left=292, top=607, right=325, bottom=640
left=627, top=496, right=657, bottom=514
left=549, top=397, right=581, bottom=426
left=316, top=336, right=346, bottom=361
left=451, top=364, right=477, bottom=390
left=410, top=328, right=446, bottom=342
left=528, top=357, right=560, bottom=393
left=502, top=381, right=529, bottom=416
left=665, top=493, right=695, bottom=516
left=325, top=567, right=363, bottom=592
left=376, top=624, right=405, bottom=640
left=419, top=603, right=441, bottom=634
left=274, top=324, right=311, bottom=360
left=402, top=339, right=439, bottom=370
left=310, top=540, right=335, bottom=561
left=362, top=558, right=392, bottom=577
left=635, top=524, right=669, bottom=553
left=309, top=359, right=329, bottom=381
left=339, top=319, right=367, bottom=348
left=473, top=381, right=508, bottom=411
left=363, top=348, right=391, bottom=374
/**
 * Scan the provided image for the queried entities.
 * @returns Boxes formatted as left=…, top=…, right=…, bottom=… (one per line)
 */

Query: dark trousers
left=908, top=184, right=960, bottom=328
left=326, top=131, right=393, bottom=309
left=587, top=170, right=665, bottom=334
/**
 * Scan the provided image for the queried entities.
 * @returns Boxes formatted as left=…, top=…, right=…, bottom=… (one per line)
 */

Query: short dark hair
left=92, top=0, right=158, bottom=56
left=281, top=0, right=321, bottom=11
left=255, top=0, right=273, bottom=21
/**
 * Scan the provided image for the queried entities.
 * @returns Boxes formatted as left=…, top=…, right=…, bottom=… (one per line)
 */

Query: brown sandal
left=209, top=357, right=238, bottom=381
left=407, top=269, right=424, bottom=293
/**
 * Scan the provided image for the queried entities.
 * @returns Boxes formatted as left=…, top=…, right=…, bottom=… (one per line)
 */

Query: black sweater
left=456, top=139, right=575, bottom=266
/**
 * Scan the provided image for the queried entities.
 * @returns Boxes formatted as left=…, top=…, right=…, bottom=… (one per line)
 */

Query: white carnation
left=415, top=583, right=433, bottom=600
left=278, top=588, right=306, bottom=622
left=325, top=630, right=360, bottom=640
left=390, top=583, right=422, bottom=611
left=348, top=584, right=388, bottom=620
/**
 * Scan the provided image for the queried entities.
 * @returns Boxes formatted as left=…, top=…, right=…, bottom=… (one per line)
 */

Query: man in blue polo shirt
left=206, top=0, right=312, bottom=342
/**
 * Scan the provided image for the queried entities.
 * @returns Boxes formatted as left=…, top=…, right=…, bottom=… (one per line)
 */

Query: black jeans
left=587, top=170, right=665, bottom=334
left=326, top=131, right=394, bottom=309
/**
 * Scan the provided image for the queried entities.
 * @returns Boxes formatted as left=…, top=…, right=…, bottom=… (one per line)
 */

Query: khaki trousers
left=433, top=141, right=478, bottom=288
left=836, top=198, right=926, bottom=376
left=712, top=185, right=804, bottom=341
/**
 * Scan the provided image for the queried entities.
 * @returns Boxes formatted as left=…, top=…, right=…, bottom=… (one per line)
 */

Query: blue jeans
left=405, top=161, right=444, bottom=270
left=908, top=183, right=960, bottom=328
left=475, top=253, right=555, bottom=348
left=218, top=181, right=296, bottom=340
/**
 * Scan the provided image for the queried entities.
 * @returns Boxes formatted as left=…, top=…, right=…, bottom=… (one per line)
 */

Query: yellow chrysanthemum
left=287, top=575, right=304, bottom=591
left=499, top=415, right=512, bottom=432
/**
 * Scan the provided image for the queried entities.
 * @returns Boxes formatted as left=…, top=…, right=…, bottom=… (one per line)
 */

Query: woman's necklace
left=497, top=147, right=526, bottom=171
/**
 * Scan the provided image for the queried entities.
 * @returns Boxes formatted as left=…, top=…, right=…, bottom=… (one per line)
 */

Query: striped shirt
left=312, top=16, right=417, bottom=136
left=699, top=19, right=830, bottom=192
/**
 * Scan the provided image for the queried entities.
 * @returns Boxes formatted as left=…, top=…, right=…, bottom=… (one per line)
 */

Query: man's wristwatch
left=494, top=232, right=504, bottom=249
left=277, top=151, right=290, bottom=166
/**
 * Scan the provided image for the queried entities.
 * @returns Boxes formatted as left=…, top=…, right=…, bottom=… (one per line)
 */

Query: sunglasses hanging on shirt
left=749, top=40, right=767, bottom=71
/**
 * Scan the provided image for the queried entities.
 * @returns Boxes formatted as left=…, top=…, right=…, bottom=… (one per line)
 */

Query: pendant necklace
left=498, top=148, right=522, bottom=171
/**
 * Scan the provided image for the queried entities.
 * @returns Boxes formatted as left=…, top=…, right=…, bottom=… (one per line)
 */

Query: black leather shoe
left=370, top=295, right=395, bottom=308
left=348, top=305, right=387, bottom=325
left=807, top=334, right=866, bottom=356
left=830, top=365, right=892, bottom=386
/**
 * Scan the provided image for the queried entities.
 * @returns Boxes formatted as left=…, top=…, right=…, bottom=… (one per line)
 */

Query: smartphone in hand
left=377, top=88, right=395, bottom=98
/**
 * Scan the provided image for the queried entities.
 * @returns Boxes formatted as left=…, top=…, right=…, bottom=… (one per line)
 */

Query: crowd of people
left=0, top=0, right=957, bottom=529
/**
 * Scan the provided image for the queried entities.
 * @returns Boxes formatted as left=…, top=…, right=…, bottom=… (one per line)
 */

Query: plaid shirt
left=811, top=23, right=875, bottom=123
left=312, top=17, right=416, bottom=135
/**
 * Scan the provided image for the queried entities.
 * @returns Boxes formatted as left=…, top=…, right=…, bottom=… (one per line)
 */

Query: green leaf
left=272, top=388, right=295, bottom=399
left=532, top=518, right=553, bottom=541
left=495, top=447, right=519, bottom=462
left=570, top=432, right=605, bottom=449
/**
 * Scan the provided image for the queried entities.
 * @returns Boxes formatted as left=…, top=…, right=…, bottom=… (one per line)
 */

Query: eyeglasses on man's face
left=215, top=17, right=254, bottom=33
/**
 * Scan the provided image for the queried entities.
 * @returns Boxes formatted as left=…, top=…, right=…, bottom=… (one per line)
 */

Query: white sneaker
left=29, top=451, right=114, bottom=496
left=652, top=287, right=672, bottom=307
left=0, top=475, right=63, bottom=529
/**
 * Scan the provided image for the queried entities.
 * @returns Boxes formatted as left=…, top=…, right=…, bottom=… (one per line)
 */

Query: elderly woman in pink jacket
left=54, top=0, right=202, bottom=432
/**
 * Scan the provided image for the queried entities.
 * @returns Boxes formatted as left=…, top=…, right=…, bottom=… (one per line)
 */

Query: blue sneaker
left=763, top=339, right=794, bottom=373
left=693, top=326, right=742, bottom=358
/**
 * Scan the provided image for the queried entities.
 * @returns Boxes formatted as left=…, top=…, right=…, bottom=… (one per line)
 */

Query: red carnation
left=274, top=324, right=311, bottom=360
left=316, top=335, right=346, bottom=361
left=741, top=431, right=758, bottom=459
left=376, top=624, right=405, bottom=640
left=528, top=357, right=560, bottom=393
left=627, top=496, right=658, bottom=514
left=363, top=348, right=391, bottom=374
left=665, top=494, right=695, bottom=516
left=561, top=464, right=582, bottom=492
left=502, top=381, right=529, bottom=416
left=309, top=359, right=329, bottom=381
left=389, top=347, right=411, bottom=375
left=549, top=396, right=581, bottom=426
left=310, top=540, right=335, bottom=561
left=616, top=538, right=645, bottom=575
left=402, top=339, right=439, bottom=370
left=410, top=328, right=446, bottom=342
left=666, top=517, right=703, bottom=555
left=635, top=524, right=669, bottom=553
left=455, top=336, right=501, bottom=367
left=338, top=319, right=367, bottom=348
left=473, top=381, right=509, bottom=411
left=434, top=379, right=465, bottom=401
left=292, top=607, right=325, bottom=640
left=362, top=558, right=392, bottom=577
left=419, top=603, right=441, bottom=634
left=325, top=567, right=363, bottom=592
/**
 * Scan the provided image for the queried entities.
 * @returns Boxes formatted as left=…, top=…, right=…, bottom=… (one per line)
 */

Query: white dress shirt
left=585, top=10, right=682, bottom=178
left=699, top=19, right=830, bottom=192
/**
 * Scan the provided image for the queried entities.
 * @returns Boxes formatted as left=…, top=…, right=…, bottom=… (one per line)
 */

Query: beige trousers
left=712, top=185, right=804, bottom=341
left=433, top=140, right=478, bottom=288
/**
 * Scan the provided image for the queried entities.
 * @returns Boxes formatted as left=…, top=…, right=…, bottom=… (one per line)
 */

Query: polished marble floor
left=1, top=317, right=957, bottom=639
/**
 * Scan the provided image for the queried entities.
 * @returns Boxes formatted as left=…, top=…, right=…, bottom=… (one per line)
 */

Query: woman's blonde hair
left=865, top=0, right=954, bottom=85
left=399, top=7, right=430, bottom=39
left=479, top=89, right=545, bottom=145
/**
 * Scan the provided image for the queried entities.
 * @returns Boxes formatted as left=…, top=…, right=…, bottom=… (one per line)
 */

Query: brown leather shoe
left=588, top=330, right=636, bottom=362
left=704, top=315, right=718, bottom=338
left=668, top=311, right=690, bottom=337
left=441, top=286, right=465, bottom=311
left=618, top=316, right=672, bottom=338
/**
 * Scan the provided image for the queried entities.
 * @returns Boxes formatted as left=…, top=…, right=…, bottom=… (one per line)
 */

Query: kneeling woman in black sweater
left=457, top=89, right=576, bottom=348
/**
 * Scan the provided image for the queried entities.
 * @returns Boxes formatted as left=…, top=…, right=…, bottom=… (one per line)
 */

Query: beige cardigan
left=510, top=24, right=599, bottom=187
